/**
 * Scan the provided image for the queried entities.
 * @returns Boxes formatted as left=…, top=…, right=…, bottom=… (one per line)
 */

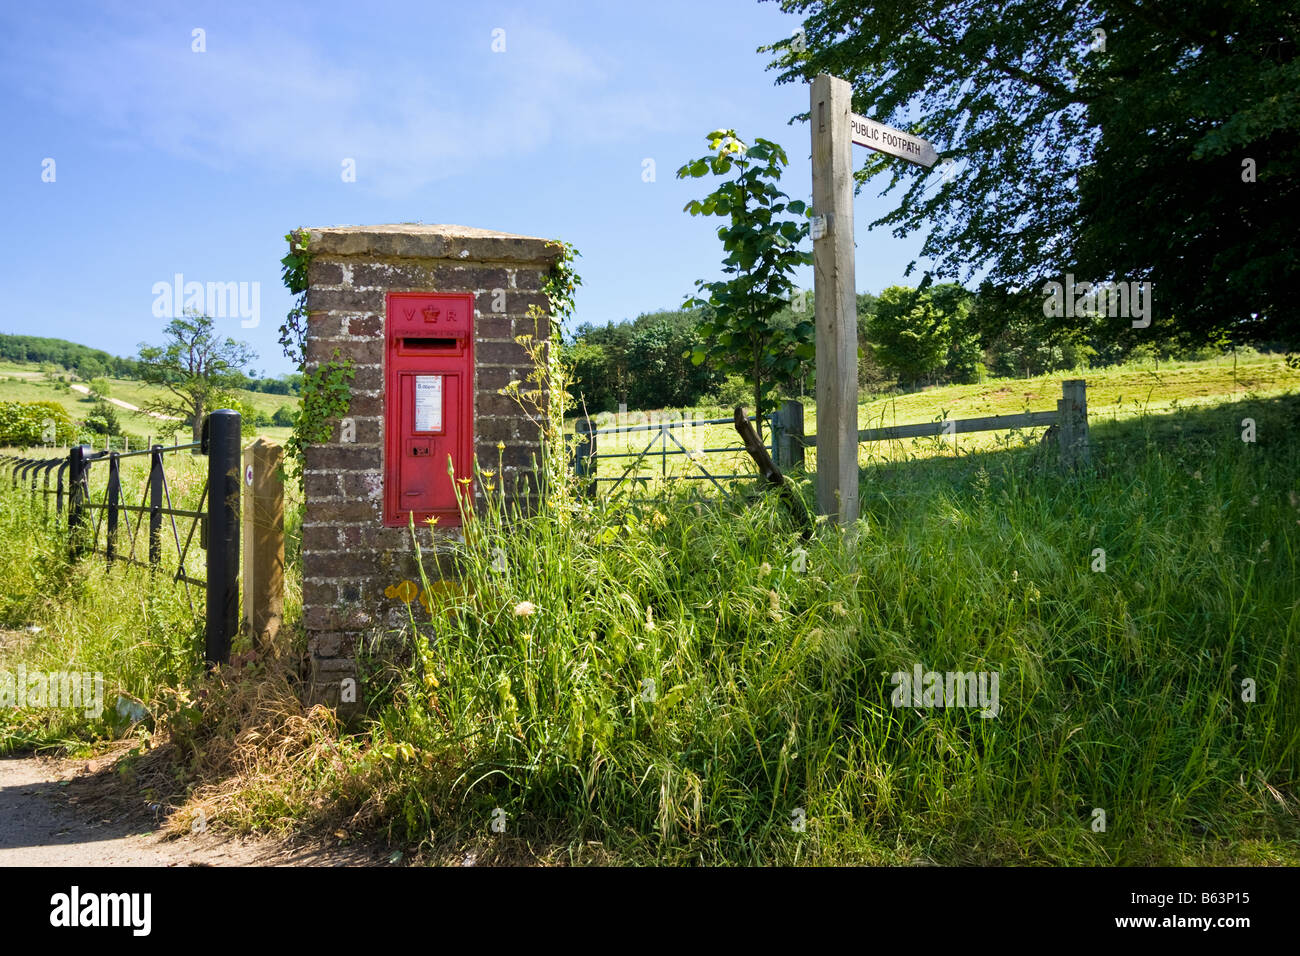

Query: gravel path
left=0, top=754, right=381, bottom=867
left=68, top=383, right=177, bottom=420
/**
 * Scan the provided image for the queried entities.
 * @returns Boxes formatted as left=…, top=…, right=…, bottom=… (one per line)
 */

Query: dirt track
left=0, top=754, right=383, bottom=867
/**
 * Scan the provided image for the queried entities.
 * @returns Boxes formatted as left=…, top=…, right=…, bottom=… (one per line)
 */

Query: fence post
left=106, top=452, right=121, bottom=564
left=775, top=400, right=806, bottom=471
left=67, top=445, right=90, bottom=559
left=242, top=438, right=284, bottom=655
left=149, top=444, right=163, bottom=567
left=42, top=461, right=56, bottom=518
left=1057, top=379, right=1090, bottom=469
left=575, top=417, right=597, bottom=497
left=205, top=409, right=241, bottom=667
left=56, top=461, right=67, bottom=516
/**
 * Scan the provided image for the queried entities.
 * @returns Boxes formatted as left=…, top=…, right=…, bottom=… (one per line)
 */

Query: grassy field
left=577, top=353, right=1300, bottom=484
left=0, top=354, right=1297, bottom=865
left=0, top=360, right=295, bottom=446
left=0, top=444, right=304, bottom=753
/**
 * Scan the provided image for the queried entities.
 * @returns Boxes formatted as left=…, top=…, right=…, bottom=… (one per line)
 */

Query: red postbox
left=384, top=292, right=475, bottom=527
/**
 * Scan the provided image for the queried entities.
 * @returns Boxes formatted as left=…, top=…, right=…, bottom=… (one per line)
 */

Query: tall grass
left=0, top=488, right=205, bottom=753
left=182, top=392, right=1299, bottom=865
left=2, top=362, right=1296, bottom=864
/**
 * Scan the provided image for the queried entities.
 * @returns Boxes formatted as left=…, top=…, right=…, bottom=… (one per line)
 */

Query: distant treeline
left=564, top=308, right=723, bottom=413
left=0, top=334, right=139, bottom=379
left=0, top=333, right=301, bottom=395
left=564, top=296, right=879, bottom=414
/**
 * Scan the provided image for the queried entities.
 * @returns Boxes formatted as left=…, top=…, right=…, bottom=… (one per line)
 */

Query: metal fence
left=0, top=409, right=242, bottom=666
left=572, top=410, right=780, bottom=496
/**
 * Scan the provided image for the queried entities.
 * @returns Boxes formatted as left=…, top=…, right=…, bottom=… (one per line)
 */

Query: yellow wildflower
left=384, top=580, right=419, bottom=604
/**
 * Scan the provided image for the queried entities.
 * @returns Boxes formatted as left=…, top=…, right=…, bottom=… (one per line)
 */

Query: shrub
left=707, top=374, right=753, bottom=411
left=84, top=399, right=122, bottom=437
left=0, top=401, right=77, bottom=446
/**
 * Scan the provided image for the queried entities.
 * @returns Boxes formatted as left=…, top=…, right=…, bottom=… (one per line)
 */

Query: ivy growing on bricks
left=499, top=239, right=583, bottom=504
left=279, top=228, right=355, bottom=485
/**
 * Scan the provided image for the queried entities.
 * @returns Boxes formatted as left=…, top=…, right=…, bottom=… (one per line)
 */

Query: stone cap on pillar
left=302, top=224, right=564, bottom=263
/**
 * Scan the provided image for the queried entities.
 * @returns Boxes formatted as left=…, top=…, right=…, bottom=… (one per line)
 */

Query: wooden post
left=775, top=399, right=805, bottom=471
left=67, top=445, right=90, bottom=559
left=771, top=405, right=784, bottom=469
left=1056, top=379, right=1090, bottom=469
left=811, top=73, right=859, bottom=524
left=242, top=438, right=285, bottom=655
left=734, top=409, right=813, bottom=539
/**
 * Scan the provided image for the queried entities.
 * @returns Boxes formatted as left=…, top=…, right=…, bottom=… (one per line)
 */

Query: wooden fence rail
left=774, top=379, right=1090, bottom=470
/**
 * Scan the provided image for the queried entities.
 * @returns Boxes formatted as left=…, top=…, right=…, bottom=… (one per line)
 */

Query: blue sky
left=0, top=0, right=931, bottom=376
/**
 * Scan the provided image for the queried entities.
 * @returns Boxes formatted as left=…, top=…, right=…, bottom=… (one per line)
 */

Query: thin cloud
left=5, top=12, right=693, bottom=194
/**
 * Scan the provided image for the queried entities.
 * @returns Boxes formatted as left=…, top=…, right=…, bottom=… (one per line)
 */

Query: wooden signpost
left=810, top=73, right=939, bottom=525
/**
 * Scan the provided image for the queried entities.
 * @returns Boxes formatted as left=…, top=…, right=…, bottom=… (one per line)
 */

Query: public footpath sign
left=849, top=112, right=939, bottom=167
left=810, top=73, right=940, bottom=524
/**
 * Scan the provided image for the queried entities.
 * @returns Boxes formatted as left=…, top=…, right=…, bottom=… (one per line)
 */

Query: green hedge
left=0, top=401, right=77, bottom=447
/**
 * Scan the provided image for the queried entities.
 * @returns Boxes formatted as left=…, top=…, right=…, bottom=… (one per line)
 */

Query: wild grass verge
left=0, top=491, right=204, bottom=753
left=168, top=393, right=1299, bottom=865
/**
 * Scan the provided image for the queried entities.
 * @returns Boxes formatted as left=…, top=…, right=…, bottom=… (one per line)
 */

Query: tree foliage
left=678, top=130, right=814, bottom=436
left=84, top=399, right=122, bottom=437
left=0, top=334, right=139, bottom=379
left=867, top=283, right=981, bottom=386
left=869, top=286, right=950, bottom=385
left=766, top=0, right=1300, bottom=349
left=566, top=309, right=722, bottom=414
left=135, top=311, right=256, bottom=444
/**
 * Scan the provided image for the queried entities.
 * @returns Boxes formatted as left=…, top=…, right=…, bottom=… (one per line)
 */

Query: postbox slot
left=402, top=337, right=459, bottom=350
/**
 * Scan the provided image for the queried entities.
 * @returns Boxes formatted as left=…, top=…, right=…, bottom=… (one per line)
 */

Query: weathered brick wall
left=298, top=225, right=559, bottom=705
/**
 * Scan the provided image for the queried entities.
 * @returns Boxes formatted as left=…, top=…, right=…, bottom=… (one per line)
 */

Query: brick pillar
left=297, top=225, right=561, bottom=707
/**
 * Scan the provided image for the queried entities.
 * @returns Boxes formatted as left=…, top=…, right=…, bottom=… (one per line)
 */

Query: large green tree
left=766, top=0, right=1300, bottom=349
left=136, top=311, right=256, bottom=445
left=626, top=318, right=722, bottom=410
left=869, top=285, right=951, bottom=385
left=867, top=283, right=981, bottom=386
